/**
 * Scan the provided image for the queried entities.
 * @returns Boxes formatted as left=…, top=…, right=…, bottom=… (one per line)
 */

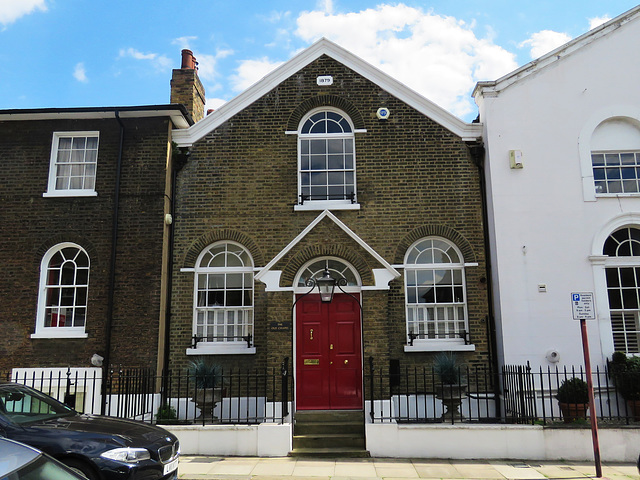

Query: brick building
left=0, top=105, right=192, bottom=375
left=169, top=39, right=493, bottom=422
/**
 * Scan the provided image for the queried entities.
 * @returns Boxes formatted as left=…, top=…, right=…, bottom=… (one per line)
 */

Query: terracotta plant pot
left=558, top=402, right=589, bottom=423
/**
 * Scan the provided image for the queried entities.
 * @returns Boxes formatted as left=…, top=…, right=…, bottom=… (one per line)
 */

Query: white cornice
left=473, top=5, right=640, bottom=99
left=172, top=38, right=482, bottom=146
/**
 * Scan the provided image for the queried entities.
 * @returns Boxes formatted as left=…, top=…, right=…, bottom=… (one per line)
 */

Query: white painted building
left=474, top=6, right=640, bottom=369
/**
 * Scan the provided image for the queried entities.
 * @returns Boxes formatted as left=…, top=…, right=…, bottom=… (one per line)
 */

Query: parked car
left=0, top=382, right=179, bottom=480
left=0, top=436, right=86, bottom=479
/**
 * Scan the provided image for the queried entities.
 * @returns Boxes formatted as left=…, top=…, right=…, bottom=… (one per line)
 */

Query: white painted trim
left=30, top=331, right=88, bottom=339
left=186, top=345, right=256, bottom=355
left=294, top=202, right=360, bottom=211
left=43, top=191, right=98, bottom=198
left=474, top=6, right=640, bottom=99
left=254, top=210, right=400, bottom=285
left=172, top=38, right=481, bottom=147
left=404, top=342, right=476, bottom=352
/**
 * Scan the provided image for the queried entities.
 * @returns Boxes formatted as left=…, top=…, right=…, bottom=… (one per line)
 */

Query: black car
left=0, top=382, right=179, bottom=480
left=0, top=437, right=87, bottom=480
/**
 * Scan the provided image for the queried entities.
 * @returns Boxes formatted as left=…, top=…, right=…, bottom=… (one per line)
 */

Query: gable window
left=295, top=109, right=359, bottom=211
left=44, top=132, right=99, bottom=197
left=32, top=243, right=89, bottom=339
left=604, top=227, right=640, bottom=354
left=404, top=238, right=473, bottom=352
left=592, top=152, right=640, bottom=194
left=189, top=242, right=255, bottom=355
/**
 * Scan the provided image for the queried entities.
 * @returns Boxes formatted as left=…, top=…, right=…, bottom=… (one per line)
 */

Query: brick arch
left=280, top=244, right=374, bottom=287
left=393, top=225, right=477, bottom=264
left=286, top=95, right=366, bottom=131
left=182, top=229, right=264, bottom=268
left=34, top=235, right=98, bottom=268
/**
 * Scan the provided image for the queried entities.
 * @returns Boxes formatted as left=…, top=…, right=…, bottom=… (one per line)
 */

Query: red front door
left=296, top=293, right=362, bottom=410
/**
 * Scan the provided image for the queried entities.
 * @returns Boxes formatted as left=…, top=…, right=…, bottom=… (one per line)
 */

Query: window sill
left=404, top=341, right=475, bottom=353
left=294, top=201, right=360, bottom=211
left=186, top=344, right=256, bottom=355
left=31, top=330, right=88, bottom=339
left=43, top=190, right=97, bottom=198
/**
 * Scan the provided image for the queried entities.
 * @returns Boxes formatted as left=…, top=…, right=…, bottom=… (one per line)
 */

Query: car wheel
left=62, top=459, right=99, bottom=480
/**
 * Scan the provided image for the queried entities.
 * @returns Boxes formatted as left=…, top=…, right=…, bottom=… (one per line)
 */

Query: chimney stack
left=170, top=49, right=206, bottom=122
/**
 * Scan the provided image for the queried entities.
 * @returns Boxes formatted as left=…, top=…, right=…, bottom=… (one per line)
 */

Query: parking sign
left=571, top=292, right=596, bottom=320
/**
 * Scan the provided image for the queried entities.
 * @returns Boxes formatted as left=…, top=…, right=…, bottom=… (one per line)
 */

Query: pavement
left=178, top=456, right=640, bottom=480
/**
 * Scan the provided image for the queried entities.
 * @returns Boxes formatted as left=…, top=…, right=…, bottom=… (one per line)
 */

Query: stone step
left=288, top=447, right=370, bottom=458
left=294, top=421, right=364, bottom=435
left=292, top=433, right=366, bottom=449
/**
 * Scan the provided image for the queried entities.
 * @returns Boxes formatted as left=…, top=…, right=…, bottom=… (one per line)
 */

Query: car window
left=0, top=386, right=74, bottom=425
left=1, top=454, right=83, bottom=480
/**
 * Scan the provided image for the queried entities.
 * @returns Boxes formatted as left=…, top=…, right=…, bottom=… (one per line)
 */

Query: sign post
left=571, top=292, right=601, bottom=478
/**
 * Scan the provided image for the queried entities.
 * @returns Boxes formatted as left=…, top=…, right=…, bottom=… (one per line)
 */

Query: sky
left=0, top=1, right=637, bottom=122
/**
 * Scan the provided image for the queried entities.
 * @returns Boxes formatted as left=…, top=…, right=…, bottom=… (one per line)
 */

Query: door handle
left=344, top=360, right=349, bottom=365
left=309, top=329, right=313, bottom=340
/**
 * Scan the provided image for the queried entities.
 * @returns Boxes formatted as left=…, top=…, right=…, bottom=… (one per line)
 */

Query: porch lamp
left=315, top=268, right=337, bottom=303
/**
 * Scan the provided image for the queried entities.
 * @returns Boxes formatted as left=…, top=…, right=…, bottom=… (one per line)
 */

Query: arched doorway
left=294, top=258, right=363, bottom=410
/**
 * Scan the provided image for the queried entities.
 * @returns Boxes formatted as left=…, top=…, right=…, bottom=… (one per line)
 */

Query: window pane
left=310, top=139, right=326, bottom=154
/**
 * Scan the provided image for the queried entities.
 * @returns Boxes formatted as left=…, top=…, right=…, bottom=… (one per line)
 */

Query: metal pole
left=580, top=318, right=602, bottom=478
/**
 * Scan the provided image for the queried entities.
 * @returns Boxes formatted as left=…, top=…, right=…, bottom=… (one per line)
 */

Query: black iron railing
left=3, top=360, right=291, bottom=425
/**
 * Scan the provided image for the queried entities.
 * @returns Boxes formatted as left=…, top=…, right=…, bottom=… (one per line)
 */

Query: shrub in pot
left=433, top=352, right=467, bottom=421
left=610, top=352, right=640, bottom=419
left=188, top=357, right=223, bottom=421
left=556, top=377, right=589, bottom=423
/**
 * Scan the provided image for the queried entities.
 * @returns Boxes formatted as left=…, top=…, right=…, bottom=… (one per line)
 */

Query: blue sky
left=0, top=0, right=637, bottom=121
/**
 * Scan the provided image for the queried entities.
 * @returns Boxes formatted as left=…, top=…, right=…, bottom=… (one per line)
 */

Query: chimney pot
left=181, top=49, right=198, bottom=70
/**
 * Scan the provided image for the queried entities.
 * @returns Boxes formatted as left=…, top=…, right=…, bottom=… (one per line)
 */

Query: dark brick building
left=0, top=105, right=192, bottom=375
left=169, top=39, right=492, bottom=414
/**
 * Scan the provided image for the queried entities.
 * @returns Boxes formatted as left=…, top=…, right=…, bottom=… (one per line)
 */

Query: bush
left=188, top=357, right=222, bottom=389
left=556, top=377, right=589, bottom=404
left=156, top=404, right=177, bottom=421
left=610, top=354, right=640, bottom=401
left=433, top=352, right=464, bottom=385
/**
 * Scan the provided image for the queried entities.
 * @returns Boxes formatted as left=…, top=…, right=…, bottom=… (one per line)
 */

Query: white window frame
left=187, top=241, right=256, bottom=355
left=43, top=131, right=99, bottom=198
left=592, top=150, right=640, bottom=196
left=602, top=227, right=640, bottom=354
left=32, top=243, right=89, bottom=339
left=294, top=108, right=361, bottom=211
left=403, top=237, right=474, bottom=352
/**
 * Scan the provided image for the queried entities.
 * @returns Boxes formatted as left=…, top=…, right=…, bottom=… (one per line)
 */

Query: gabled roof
left=172, top=38, right=482, bottom=146
left=473, top=5, right=640, bottom=98
left=0, top=105, right=193, bottom=128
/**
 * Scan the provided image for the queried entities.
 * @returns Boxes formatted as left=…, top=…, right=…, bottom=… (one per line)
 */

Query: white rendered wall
left=476, top=17, right=640, bottom=369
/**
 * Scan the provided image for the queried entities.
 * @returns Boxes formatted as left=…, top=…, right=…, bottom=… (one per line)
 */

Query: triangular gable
left=254, top=210, right=400, bottom=291
left=173, top=38, right=482, bottom=147
left=474, top=5, right=640, bottom=98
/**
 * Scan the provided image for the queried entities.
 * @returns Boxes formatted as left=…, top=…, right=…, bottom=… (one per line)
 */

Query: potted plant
left=188, top=357, right=223, bottom=422
left=156, top=403, right=177, bottom=425
left=610, top=352, right=640, bottom=420
left=433, top=352, right=467, bottom=421
left=555, top=377, right=589, bottom=423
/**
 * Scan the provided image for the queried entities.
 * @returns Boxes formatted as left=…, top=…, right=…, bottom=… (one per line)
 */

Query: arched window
left=404, top=238, right=469, bottom=348
left=33, top=243, right=90, bottom=338
left=296, top=258, right=360, bottom=289
left=193, top=242, right=254, bottom=350
left=591, top=118, right=640, bottom=195
left=297, top=109, right=356, bottom=207
left=604, top=227, right=640, bottom=353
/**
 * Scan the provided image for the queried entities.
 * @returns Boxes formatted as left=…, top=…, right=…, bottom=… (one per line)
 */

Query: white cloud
left=293, top=4, right=518, bottom=118
left=229, top=57, right=284, bottom=93
left=118, top=48, right=172, bottom=71
left=519, top=30, right=571, bottom=59
left=73, top=62, right=88, bottom=83
left=589, top=15, right=611, bottom=30
left=0, top=0, right=46, bottom=26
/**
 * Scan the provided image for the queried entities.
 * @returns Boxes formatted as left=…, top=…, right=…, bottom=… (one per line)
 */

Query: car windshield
left=0, top=385, right=75, bottom=425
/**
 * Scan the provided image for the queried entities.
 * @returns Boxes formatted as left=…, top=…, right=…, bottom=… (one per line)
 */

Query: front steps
left=290, top=410, right=369, bottom=457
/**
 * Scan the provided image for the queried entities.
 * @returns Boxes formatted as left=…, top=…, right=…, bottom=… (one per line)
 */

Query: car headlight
left=100, top=447, right=151, bottom=463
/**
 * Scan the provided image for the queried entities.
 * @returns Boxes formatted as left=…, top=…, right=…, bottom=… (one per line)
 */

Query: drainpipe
left=469, top=141, right=501, bottom=417
left=101, top=111, right=125, bottom=414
